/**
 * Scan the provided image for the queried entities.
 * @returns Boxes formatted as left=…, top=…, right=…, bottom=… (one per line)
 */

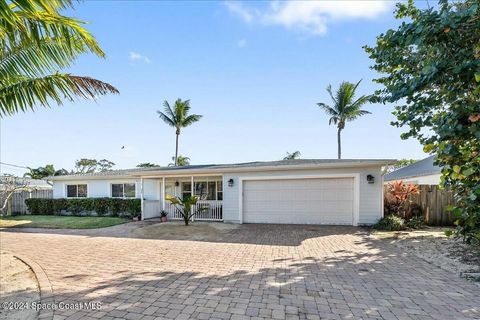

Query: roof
left=48, top=159, right=395, bottom=180
left=384, top=156, right=441, bottom=181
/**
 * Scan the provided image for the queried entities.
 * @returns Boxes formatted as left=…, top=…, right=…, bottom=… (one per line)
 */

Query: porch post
left=162, top=177, right=166, bottom=210
left=191, top=175, right=194, bottom=222
left=140, top=177, right=144, bottom=221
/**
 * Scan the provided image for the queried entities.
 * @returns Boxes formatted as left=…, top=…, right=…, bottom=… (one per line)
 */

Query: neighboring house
left=384, top=156, right=441, bottom=185
left=49, top=159, right=394, bottom=226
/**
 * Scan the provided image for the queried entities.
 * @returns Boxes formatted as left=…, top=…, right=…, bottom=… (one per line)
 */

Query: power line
left=0, top=162, right=29, bottom=169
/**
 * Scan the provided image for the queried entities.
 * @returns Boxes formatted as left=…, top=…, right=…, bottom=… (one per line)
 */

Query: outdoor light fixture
left=175, top=181, right=179, bottom=187
left=366, top=175, right=375, bottom=184
left=228, top=179, right=234, bottom=187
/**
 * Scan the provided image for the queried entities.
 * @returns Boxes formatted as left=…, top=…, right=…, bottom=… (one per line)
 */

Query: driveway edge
left=13, top=253, right=55, bottom=320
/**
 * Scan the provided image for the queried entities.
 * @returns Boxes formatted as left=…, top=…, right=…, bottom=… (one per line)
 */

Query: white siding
left=223, top=166, right=383, bottom=225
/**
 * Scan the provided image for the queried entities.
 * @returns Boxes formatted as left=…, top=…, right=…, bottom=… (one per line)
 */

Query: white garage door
left=243, top=178, right=354, bottom=225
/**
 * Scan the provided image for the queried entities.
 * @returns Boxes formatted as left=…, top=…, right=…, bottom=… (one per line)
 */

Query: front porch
left=140, top=175, right=223, bottom=222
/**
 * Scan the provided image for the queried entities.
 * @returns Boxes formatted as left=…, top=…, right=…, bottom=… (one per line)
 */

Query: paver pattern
left=0, top=223, right=479, bottom=320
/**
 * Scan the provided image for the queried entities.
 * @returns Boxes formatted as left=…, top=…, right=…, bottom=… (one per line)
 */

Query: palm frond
left=157, top=110, right=175, bottom=127
left=0, top=73, right=118, bottom=116
left=182, top=114, right=202, bottom=127
left=317, top=102, right=338, bottom=116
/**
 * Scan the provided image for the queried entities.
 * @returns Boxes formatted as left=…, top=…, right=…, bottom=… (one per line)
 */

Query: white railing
left=166, top=200, right=223, bottom=221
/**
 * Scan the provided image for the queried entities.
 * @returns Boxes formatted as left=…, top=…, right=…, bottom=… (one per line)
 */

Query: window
left=217, top=181, right=223, bottom=201
left=111, top=183, right=136, bottom=198
left=181, top=182, right=192, bottom=199
left=195, top=182, right=208, bottom=200
left=66, top=184, right=87, bottom=198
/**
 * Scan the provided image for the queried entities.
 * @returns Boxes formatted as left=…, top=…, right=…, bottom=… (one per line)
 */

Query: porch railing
left=166, top=200, right=223, bottom=221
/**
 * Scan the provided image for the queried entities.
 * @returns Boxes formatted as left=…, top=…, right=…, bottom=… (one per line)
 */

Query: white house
left=384, top=156, right=441, bottom=185
left=49, top=159, right=394, bottom=226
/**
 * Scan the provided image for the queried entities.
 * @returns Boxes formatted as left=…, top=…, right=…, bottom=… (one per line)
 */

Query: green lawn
left=0, top=215, right=130, bottom=229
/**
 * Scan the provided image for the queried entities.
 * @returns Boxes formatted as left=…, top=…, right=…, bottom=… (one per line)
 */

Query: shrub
left=374, top=215, right=406, bottom=231
left=25, top=198, right=141, bottom=218
left=405, top=216, right=425, bottom=229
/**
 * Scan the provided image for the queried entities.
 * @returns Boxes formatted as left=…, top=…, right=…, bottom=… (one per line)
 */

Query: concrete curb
left=13, top=253, right=55, bottom=320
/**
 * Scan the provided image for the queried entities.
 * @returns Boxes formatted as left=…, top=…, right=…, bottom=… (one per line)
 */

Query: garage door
left=243, top=178, right=354, bottom=225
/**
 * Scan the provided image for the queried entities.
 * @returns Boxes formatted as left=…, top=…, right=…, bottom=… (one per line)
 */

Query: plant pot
left=161, top=216, right=168, bottom=223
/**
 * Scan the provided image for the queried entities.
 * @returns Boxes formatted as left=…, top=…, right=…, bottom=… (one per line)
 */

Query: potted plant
left=160, top=210, right=168, bottom=222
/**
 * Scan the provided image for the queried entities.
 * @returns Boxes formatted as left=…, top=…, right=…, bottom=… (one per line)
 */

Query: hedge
left=24, top=198, right=141, bottom=218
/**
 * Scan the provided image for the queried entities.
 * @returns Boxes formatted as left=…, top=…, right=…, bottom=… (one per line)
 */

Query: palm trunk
left=175, top=133, right=179, bottom=166
left=337, top=128, right=342, bottom=159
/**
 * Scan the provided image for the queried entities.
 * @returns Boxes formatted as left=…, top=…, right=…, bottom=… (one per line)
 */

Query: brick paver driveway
left=1, top=223, right=479, bottom=320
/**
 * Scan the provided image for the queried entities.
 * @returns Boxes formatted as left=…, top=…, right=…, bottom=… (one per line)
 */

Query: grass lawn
left=0, top=215, right=130, bottom=229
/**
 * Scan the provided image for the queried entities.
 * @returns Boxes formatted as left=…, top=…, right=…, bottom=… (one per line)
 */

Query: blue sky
left=1, top=1, right=428, bottom=175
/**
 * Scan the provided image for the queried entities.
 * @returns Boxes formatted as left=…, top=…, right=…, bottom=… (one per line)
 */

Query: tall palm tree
left=317, top=80, right=371, bottom=159
left=0, top=0, right=118, bottom=116
left=158, top=99, right=202, bottom=166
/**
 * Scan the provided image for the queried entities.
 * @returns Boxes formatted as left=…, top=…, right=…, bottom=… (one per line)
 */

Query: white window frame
left=110, top=182, right=136, bottom=198
left=65, top=184, right=88, bottom=198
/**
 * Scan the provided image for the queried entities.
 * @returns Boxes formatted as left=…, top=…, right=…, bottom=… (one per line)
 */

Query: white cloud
left=225, top=1, right=390, bottom=36
left=129, top=52, right=151, bottom=64
left=237, top=39, right=247, bottom=47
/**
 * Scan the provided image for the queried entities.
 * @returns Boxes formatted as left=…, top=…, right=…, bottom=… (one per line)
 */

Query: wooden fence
left=384, top=185, right=456, bottom=226
left=1, top=189, right=53, bottom=215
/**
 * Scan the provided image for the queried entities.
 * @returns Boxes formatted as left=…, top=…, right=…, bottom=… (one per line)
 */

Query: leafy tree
left=157, top=99, right=202, bottom=166
left=0, top=0, right=118, bottom=116
left=283, top=151, right=301, bottom=160
left=74, top=158, right=115, bottom=173
left=166, top=195, right=207, bottom=226
left=317, top=81, right=371, bottom=159
left=24, top=164, right=68, bottom=179
left=169, top=155, right=190, bottom=167
left=365, top=0, right=480, bottom=243
left=136, top=162, right=160, bottom=168
left=384, top=159, right=418, bottom=174
left=0, top=175, right=30, bottom=215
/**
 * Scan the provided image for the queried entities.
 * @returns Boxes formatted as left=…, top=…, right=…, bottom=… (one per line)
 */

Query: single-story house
left=384, top=156, right=441, bottom=185
left=49, top=159, right=394, bottom=226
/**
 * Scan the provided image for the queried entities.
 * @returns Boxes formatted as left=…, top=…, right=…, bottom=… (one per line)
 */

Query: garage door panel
left=243, top=178, right=354, bottom=225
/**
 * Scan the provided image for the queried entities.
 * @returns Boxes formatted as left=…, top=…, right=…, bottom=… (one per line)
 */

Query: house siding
left=223, top=166, right=383, bottom=225
left=52, top=178, right=145, bottom=199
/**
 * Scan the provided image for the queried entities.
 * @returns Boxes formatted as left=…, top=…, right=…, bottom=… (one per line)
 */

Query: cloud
left=129, top=52, right=151, bottom=64
left=225, top=1, right=390, bottom=36
left=237, top=39, right=247, bottom=47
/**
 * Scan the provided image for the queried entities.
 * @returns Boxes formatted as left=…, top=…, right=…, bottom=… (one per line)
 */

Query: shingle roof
left=384, top=156, right=441, bottom=181
left=48, top=159, right=395, bottom=180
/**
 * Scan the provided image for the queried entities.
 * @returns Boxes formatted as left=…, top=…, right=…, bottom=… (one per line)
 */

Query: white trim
left=65, top=183, right=89, bottom=198
left=140, top=177, right=144, bottom=221
left=238, top=173, right=360, bottom=226
left=109, top=182, right=137, bottom=199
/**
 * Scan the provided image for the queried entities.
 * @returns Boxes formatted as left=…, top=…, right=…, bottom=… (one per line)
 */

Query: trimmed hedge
left=24, top=198, right=141, bottom=218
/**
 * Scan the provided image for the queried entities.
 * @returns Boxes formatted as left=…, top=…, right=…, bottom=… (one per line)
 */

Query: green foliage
left=365, top=0, right=480, bottom=243
left=74, top=158, right=115, bottom=173
left=167, top=195, right=207, bottom=226
left=136, top=162, right=160, bottom=168
left=24, top=198, right=141, bottom=218
left=169, top=155, right=190, bottom=167
left=316, top=80, right=371, bottom=159
left=384, top=159, right=418, bottom=174
left=405, top=216, right=426, bottom=229
left=24, top=164, right=68, bottom=179
left=283, top=151, right=301, bottom=160
left=0, top=0, right=118, bottom=116
left=374, top=215, right=406, bottom=231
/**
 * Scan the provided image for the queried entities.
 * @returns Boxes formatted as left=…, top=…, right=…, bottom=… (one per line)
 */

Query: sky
left=0, top=1, right=430, bottom=176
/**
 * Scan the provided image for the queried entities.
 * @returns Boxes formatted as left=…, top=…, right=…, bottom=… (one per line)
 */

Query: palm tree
left=283, top=151, right=301, bottom=160
left=24, top=164, right=68, bottom=179
left=157, top=99, right=202, bottom=166
left=0, top=0, right=118, bottom=116
left=168, top=155, right=190, bottom=167
left=317, top=80, right=371, bottom=159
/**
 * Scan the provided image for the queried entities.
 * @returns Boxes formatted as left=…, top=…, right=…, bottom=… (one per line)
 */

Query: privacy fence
left=1, top=189, right=53, bottom=215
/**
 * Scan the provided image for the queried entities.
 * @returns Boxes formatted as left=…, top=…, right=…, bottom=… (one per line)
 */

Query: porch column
left=162, top=177, right=166, bottom=210
left=140, top=177, right=144, bottom=221
left=191, top=175, right=194, bottom=222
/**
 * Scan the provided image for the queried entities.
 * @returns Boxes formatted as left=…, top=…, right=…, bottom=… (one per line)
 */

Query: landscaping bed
left=0, top=215, right=130, bottom=229
left=374, top=227, right=480, bottom=284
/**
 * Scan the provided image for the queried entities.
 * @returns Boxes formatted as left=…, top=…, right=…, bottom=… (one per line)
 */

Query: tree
left=24, top=164, right=68, bottom=179
left=74, top=158, right=115, bottom=173
left=166, top=195, right=207, bottom=226
left=136, top=162, right=160, bottom=168
left=169, top=155, right=190, bottom=167
left=283, top=151, right=301, bottom=160
left=157, top=99, right=202, bottom=166
left=0, top=0, right=118, bottom=117
left=0, top=175, right=30, bottom=215
left=384, top=159, right=418, bottom=174
left=317, top=81, right=371, bottom=159
left=365, top=0, right=480, bottom=243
